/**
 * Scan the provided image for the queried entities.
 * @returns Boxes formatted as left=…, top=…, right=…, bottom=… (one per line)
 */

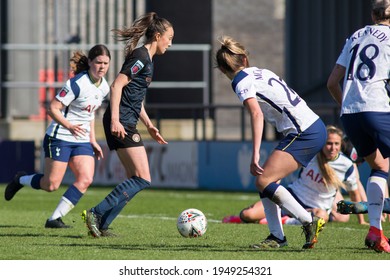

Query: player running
left=215, top=36, right=327, bottom=249
left=82, top=12, right=173, bottom=237
left=5, top=45, right=111, bottom=229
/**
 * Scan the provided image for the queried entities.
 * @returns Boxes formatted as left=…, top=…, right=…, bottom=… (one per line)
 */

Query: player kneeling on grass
left=4, top=45, right=111, bottom=229
left=215, top=36, right=327, bottom=249
left=224, top=126, right=368, bottom=227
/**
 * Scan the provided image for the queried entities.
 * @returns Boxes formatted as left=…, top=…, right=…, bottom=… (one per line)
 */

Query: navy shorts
left=103, top=111, right=144, bottom=151
left=43, top=134, right=94, bottom=162
left=341, top=112, right=390, bottom=158
left=275, top=118, right=327, bottom=167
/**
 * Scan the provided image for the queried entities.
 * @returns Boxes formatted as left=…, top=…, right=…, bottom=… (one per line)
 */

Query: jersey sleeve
left=342, top=164, right=358, bottom=192
left=234, top=78, right=257, bottom=103
left=335, top=38, right=351, bottom=68
left=55, top=80, right=76, bottom=106
left=120, top=49, right=148, bottom=79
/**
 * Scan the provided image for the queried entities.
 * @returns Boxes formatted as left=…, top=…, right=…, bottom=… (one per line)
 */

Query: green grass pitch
left=0, top=184, right=390, bottom=260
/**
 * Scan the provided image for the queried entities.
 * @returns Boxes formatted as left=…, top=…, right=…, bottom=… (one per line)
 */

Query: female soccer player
left=5, top=44, right=111, bottom=228
left=327, top=0, right=390, bottom=253
left=223, top=126, right=368, bottom=232
left=215, top=36, right=327, bottom=249
left=82, top=12, right=173, bottom=237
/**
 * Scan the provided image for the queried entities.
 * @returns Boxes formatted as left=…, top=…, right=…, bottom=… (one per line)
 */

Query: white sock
left=273, top=187, right=312, bottom=225
left=367, top=176, right=387, bottom=230
left=49, top=197, right=74, bottom=221
left=262, top=198, right=284, bottom=240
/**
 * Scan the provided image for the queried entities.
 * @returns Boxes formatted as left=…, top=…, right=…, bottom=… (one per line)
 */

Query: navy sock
left=63, top=184, right=83, bottom=205
left=261, top=182, right=279, bottom=199
left=93, top=176, right=151, bottom=229
left=383, top=199, right=390, bottom=214
left=31, top=174, right=44, bottom=190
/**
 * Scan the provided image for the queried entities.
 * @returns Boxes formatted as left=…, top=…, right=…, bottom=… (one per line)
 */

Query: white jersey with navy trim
left=336, top=24, right=390, bottom=114
left=46, top=71, right=109, bottom=143
left=288, top=153, right=357, bottom=212
left=232, top=67, right=319, bottom=136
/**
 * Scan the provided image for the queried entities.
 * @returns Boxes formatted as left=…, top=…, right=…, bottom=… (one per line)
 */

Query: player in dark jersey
left=82, top=12, right=174, bottom=237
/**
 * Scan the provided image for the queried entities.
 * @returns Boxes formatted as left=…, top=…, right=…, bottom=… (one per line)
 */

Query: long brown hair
left=112, top=12, right=172, bottom=57
left=316, top=125, right=345, bottom=190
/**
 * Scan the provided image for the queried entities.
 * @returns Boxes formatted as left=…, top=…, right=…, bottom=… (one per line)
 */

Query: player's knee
left=73, top=176, right=93, bottom=192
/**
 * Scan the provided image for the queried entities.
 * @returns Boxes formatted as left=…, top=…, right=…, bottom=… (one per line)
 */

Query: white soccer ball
left=177, top=208, right=207, bottom=238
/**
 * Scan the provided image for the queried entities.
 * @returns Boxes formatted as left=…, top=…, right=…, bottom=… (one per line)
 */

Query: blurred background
left=0, top=0, right=372, bottom=189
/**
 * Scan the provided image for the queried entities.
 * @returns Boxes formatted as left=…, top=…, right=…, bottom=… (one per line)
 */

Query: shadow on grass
left=0, top=224, right=34, bottom=229
left=43, top=242, right=306, bottom=254
left=0, top=232, right=83, bottom=239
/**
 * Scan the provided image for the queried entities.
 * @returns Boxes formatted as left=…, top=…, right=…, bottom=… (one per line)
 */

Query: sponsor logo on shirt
left=131, top=60, right=144, bottom=75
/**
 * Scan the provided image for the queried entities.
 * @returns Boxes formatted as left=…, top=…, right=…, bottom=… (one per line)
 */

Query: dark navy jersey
left=116, top=45, right=153, bottom=127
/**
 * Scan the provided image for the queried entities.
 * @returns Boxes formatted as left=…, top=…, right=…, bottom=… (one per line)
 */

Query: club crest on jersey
left=132, top=134, right=141, bottom=143
left=59, top=87, right=69, bottom=97
left=131, top=60, right=144, bottom=75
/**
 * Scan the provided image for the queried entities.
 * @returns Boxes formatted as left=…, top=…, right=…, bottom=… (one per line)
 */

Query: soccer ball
left=177, top=208, right=207, bottom=238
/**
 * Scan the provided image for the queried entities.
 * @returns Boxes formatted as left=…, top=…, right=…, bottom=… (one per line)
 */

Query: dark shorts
left=43, top=134, right=94, bottom=162
left=103, top=111, right=144, bottom=150
left=341, top=112, right=390, bottom=158
left=275, top=118, right=327, bottom=167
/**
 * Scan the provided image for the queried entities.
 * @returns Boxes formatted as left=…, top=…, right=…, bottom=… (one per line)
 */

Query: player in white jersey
left=327, top=0, right=390, bottom=253
left=223, top=126, right=367, bottom=230
left=285, top=126, right=364, bottom=223
left=216, top=36, right=327, bottom=249
left=4, top=45, right=111, bottom=229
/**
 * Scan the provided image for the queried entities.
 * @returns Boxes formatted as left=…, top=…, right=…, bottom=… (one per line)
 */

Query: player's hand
left=69, top=123, right=86, bottom=138
left=91, top=142, right=104, bottom=160
left=250, top=161, right=263, bottom=176
left=250, top=154, right=263, bottom=176
left=111, top=120, right=127, bottom=139
left=147, top=126, right=168, bottom=144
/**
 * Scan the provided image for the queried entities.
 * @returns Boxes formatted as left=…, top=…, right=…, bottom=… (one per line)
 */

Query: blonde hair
left=215, top=36, right=249, bottom=73
left=112, top=12, right=172, bottom=57
left=372, top=0, right=390, bottom=22
left=316, top=125, right=345, bottom=190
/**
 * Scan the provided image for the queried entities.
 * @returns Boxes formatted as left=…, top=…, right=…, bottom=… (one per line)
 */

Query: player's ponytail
left=69, top=51, right=88, bottom=75
left=112, top=12, right=172, bottom=57
left=215, top=36, right=249, bottom=74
